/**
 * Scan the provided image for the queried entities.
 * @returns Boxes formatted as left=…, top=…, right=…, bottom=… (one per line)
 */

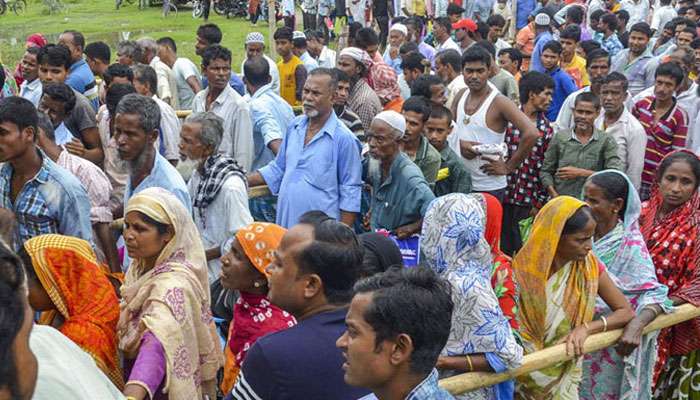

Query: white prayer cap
left=373, top=111, right=406, bottom=138
left=293, top=30, right=306, bottom=40
left=389, top=23, right=408, bottom=36
left=245, top=32, right=265, bottom=45
left=534, top=13, right=551, bottom=26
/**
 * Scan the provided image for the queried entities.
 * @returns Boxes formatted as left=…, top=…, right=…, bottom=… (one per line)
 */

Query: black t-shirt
left=335, top=0, right=346, bottom=16
left=373, top=0, right=390, bottom=17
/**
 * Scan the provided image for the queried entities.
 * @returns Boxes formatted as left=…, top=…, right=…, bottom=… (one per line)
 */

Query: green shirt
left=409, top=136, right=442, bottom=184
left=364, top=152, right=436, bottom=231
left=540, top=128, right=622, bottom=198
left=434, top=146, right=472, bottom=197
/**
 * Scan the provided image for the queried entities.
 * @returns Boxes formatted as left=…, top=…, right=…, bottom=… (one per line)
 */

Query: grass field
left=0, top=0, right=280, bottom=69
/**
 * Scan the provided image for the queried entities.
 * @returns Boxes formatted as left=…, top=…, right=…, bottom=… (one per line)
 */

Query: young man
left=498, top=47, right=523, bottom=81
left=306, top=29, right=337, bottom=69
left=405, top=17, right=436, bottom=66
left=19, top=47, right=42, bottom=107
left=453, top=18, right=479, bottom=54
left=156, top=37, right=202, bottom=110
left=611, top=22, right=657, bottom=96
left=651, top=0, right=677, bottom=38
left=179, top=112, right=252, bottom=283
left=355, top=28, right=402, bottom=110
left=274, top=27, right=308, bottom=107
left=364, top=111, right=435, bottom=236
left=434, top=17, right=461, bottom=53
left=337, top=48, right=383, bottom=131
left=136, top=37, right=179, bottom=109
left=195, top=23, right=222, bottom=57
left=192, top=45, right=254, bottom=172
left=426, top=105, right=471, bottom=196
left=529, top=12, right=554, bottom=73
left=38, top=82, right=78, bottom=146
left=450, top=46, right=538, bottom=201
left=541, top=92, right=622, bottom=199
left=292, top=31, right=320, bottom=73
left=487, top=14, right=512, bottom=55
left=84, top=41, right=111, bottom=103
left=332, top=68, right=365, bottom=139
left=560, top=25, right=590, bottom=88
left=337, top=267, right=455, bottom=400
left=596, top=72, right=647, bottom=190
left=0, top=97, right=93, bottom=247
left=677, top=26, right=698, bottom=48
left=502, top=71, right=555, bottom=256
left=400, top=51, right=427, bottom=94
left=652, top=21, right=677, bottom=56
left=240, top=32, right=281, bottom=94
left=231, top=218, right=369, bottom=399
left=615, top=9, right=631, bottom=47
left=632, top=62, right=689, bottom=199
left=58, top=30, right=99, bottom=111
left=478, top=41, right=519, bottom=103
left=410, top=75, right=447, bottom=107
left=540, top=41, right=578, bottom=122
left=596, top=13, right=625, bottom=54
left=401, top=97, right=442, bottom=184
left=436, top=49, right=467, bottom=111
left=247, top=69, right=363, bottom=228
left=37, top=44, right=104, bottom=165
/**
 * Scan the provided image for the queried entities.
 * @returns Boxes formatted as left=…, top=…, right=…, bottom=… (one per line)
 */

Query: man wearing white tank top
left=448, top=46, right=539, bottom=201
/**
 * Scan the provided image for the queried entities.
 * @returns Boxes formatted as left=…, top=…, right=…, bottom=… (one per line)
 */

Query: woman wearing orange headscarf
left=18, top=234, right=123, bottom=389
left=219, top=222, right=297, bottom=393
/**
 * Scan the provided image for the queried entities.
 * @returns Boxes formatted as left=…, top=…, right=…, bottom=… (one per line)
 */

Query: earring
left=253, top=281, right=262, bottom=288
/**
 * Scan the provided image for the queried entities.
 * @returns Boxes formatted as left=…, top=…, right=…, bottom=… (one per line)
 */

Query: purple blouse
left=125, top=331, right=168, bottom=400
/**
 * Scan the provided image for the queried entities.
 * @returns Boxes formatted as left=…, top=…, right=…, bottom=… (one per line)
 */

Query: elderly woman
left=580, top=170, right=671, bottom=399
left=119, top=187, right=222, bottom=400
left=514, top=196, right=635, bottom=399
left=422, top=193, right=523, bottom=400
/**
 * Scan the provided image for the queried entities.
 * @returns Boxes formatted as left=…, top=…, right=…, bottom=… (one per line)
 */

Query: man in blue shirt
left=58, top=30, right=99, bottom=111
left=529, top=12, right=554, bottom=72
left=541, top=41, right=578, bottom=121
left=338, top=267, right=455, bottom=400
left=0, top=97, right=93, bottom=248
left=248, top=68, right=362, bottom=228
left=595, top=12, right=624, bottom=55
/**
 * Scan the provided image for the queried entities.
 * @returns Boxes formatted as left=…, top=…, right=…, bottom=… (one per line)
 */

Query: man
left=651, top=0, right=677, bottom=37
left=400, top=51, right=426, bottom=95
left=453, top=18, right=479, bottom=54
left=38, top=82, right=79, bottom=146
left=306, top=29, right=337, bottom=69
left=58, top=30, right=98, bottom=111
left=332, top=68, right=365, bottom=139
left=487, top=14, right=512, bottom=55
left=596, top=13, right=625, bottom=55
left=180, top=112, right=252, bottom=283
left=0, top=97, right=93, bottom=247
left=426, top=105, right=471, bottom=196
left=19, top=47, right=42, bottom=107
left=541, top=92, right=622, bottom=198
left=620, top=0, right=648, bottom=28
left=677, top=26, right=698, bottom=48
left=541, top=41, right=579, bottom=121
left=434, top=17, right=461, bottom=53
left=450, top=46, right=538, bottom=201
left=447, top=3, right=464, bottom=23
left=502, top=71, right=555, bottom=256
left=192, top=45, right=254, bottom=172
left=652, top=21, right=677, bottom=56
left=405, top=17, right=436, bottom=66
left=560, top=25, right=589, bottom=88
left=632, top=62, right=689, bottom=199
left=410, top=75, right=447, bottom=107
left=337, top=267, right=455, bottom=400
left=615, top=9, right=631, bottom=48
left=364, top=111, right=435, bottom=236
left=116, top=40, right=141, bottom=66
left=247, top=68, right=362, bottom=228
left=516, top=12, right=537, bottom=71
left=611, top=22, right=657, bottom=96
left=231, top=217, right=369, bottom=399
left=401, top=97, right=442, bottom=184
left=371, top=0, right=391, bottom=48
left=529, top=13, right=554, bottom=73
left=436, top=49, right=467, bottom=111
left=498, top=47, right=523, bottom=81
left=337, top=48, right=383, bottom=131
left=478, top=41, right=519, bottom=103
left=136, top=37, right=178, bottom=109
left=156, top=37, right=202, bottom=110
left=274, top=27, right=307, bottom=107
left=355, top=28, right=402, bottom=110
left=37, top=44, right=104, bottom=165
left=240, top=32, right=281, bottom=94
left=34, top=110, right=119, bottom=273
left=195, top=23, right=222, bottom=57
left=292, top=31, right=320, bottom=72
left=114, top=94, right=191, bottom=212
left=131, top=64, right=182, bottom=165
left=596, top=72, right=646, bottom=190
left=84, top=41, right=111, bottom=103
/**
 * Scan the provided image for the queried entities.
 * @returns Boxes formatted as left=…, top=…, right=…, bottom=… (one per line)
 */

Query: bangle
left=465, top=354, right=474, bottom=372
left=601, top=316, right=608, bottom=332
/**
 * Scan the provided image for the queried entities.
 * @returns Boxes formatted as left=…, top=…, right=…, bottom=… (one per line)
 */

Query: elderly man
left=364, top=110, right=435, bottom=238
left=247, top=68, right=363, bottom=228
left=336, top=47, right=383, bottom=131
left=136, top=37, right=179, bottom=108
left=180, top=112, right=252, bottom=282
left=58, top=30, right=99, bottom=110
left=116, top=40, right=142, bottom=66
left=240, top=32, right=281, bottom=93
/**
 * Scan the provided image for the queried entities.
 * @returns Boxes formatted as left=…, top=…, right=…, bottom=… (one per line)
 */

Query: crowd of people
left=3, top=0, right=700, bottom=398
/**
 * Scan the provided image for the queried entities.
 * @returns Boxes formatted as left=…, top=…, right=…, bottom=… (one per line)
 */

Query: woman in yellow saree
left=514, top=196, right=635, bottom=399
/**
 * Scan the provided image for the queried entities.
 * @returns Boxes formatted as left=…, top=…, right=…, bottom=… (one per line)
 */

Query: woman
left=358, top=232, right=403, bottom=277
left=219, top=222, right=296, bottom=393
left=472, top=192, right=520, bottom=332
left=118, top=188, right=222, bottom=400
left=422, top=193, right=523, bottom=400
left=638, top=151, right=700, bottom=398
left=18, top=234, right=123, bottom=389
left=580, top=170, right=672, bottom=400
left=514, top=196, right=635, bottom=399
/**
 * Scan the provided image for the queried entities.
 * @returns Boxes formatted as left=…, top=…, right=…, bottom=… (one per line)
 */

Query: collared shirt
left=595, top=108, right=647, bottom=190
left=300, top=51, right=319, bottom=72
left=632, top=96, right=688, bottom=186
left=598, top=33, right=624, bottom=55
left=360, top=369, right=455, bottom=400
left=54, top=123, right=75, bottom=146
left=632, top=82, right=699, bottom=148
left=505, top=111, right=554, bottom=208
left=240, top=54, right=281, bottom=94
left=153, top=95, right=181, bottom=162
left=259, top=112, right=363, bottom=228
left=188, top=166, right=252, bottom=283
left=20, top=78, right=42, bottom=107
left=348, top=78, right=383, bottom=131
left=364, top=152, right=436, bottom=231
left=0, top=150, right=93, bottom=247
left=436, top=37, right=461, bottom=53
left=541, top=128, right=622, bottom=198
left=173, top=57, right=202, bottom=110
left=192, top=84, right=255, bottom=171
left=434, top=146, right=472, bottom=197
left=546, top=67, right=578, bottom=122
left=57, top=149, right=113, bottom=224
left=248, top=83, right=295, bottom=171
left=65, top=59, right=98, bottom=111
left=611, top=49, right=658, bottom=96
left=124, top=152, right=192, bottom=212
left=408, top=136, right=442, bottom=184
left=150, top=57, right=179, bottom=109
left=529, top=30, right=554, bottom=73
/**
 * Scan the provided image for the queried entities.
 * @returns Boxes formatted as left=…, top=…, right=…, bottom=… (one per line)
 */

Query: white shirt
left=173, top=57, right=201, bottom=110
left=153, top=95, right=182, bottom=161
left=651, top=5, right=677, bottom=36
left=240, top=54, right=281, bottom=94
left=620, top=0, right=650, bottom=28
left=555, top=87, right=636, bottom=133
left=20, top=78, right=42, bottom=106
left=494, top=38, right=512, bottom=55
left=586, top=0, right=605, bottom=30
left=317, top=46, right=337, bottom=68
left=192, top=85, right=255, bottom=171
left=188, top=169, right=253, bottom=282
left=594, top=109, right=647, bottom=189
left=150, top=56, right=179, bottom=109
left=436, top=37, right=462, bottom=53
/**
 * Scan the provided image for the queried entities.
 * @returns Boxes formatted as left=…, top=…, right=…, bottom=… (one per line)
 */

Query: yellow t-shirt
left=278, top=55, right=304, bottom=107
left=565, top=54, right=590, bottom=88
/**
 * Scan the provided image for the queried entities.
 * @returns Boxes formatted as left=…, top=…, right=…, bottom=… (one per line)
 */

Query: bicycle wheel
left=192, top=0, right=203, bottom=18
left=213, top=1, right=227, bottom=15
left=12, top=0, right=26, bottom=14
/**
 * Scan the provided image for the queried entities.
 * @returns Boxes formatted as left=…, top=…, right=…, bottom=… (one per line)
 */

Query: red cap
left=452, top=19, right=477, bottom=32
left=25, top=33, right=47, bottom=48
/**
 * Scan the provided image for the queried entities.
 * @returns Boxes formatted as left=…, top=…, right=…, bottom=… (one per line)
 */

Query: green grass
left=0, top=0, right=280, bottom=69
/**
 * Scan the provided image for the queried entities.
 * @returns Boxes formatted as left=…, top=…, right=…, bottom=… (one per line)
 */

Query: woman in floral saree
left=514, top=196, right=634, bottom=400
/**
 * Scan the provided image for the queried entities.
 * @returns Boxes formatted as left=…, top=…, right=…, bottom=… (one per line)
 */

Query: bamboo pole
left=439, top=303, right=700, bottom=395
left=268, top=0, right=276, bottom=59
